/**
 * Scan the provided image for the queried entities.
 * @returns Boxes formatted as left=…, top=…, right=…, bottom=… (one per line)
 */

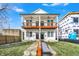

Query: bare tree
left=0, top=4, right=9, bottom=30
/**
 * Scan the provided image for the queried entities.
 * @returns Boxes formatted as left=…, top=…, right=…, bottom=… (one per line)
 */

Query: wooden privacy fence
left=0, top=35, right=21, bottom=45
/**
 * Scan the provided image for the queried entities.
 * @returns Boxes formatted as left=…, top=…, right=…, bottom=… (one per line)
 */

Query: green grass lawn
left=0, top=42, right=33, bottom=56
left=47, top=41, right=79, bottom=56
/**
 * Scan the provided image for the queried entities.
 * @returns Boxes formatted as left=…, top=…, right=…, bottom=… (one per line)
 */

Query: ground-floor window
left=48, top=31, right=51, bottom=37
left=26, top=32, right=32, bottom=37
left=26, top=32, right=29, bottom=37
left=74, top=29, right=79, bottom=37
left=48, top=31, right=53, bottom=37
left=30, top=32, right=32, bottom=37
left=51, top=32, right=53, bottom=37
left=74, top=29, right=79, bottom=34
left=23, top=32, right=24, bottom=40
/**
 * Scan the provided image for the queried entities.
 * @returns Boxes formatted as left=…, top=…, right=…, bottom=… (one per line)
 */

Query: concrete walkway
left=23, top=41, right=56, bottom=56
left=42, top=42, right=56, bottom=56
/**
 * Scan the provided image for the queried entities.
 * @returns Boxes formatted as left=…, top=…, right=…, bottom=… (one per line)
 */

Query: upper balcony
left=21, top=14, right=59, bottom=29
left=22, top=22, right=57, bottom=29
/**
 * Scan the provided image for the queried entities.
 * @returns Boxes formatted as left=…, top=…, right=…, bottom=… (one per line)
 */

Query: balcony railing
left=22, top=22, right=57, bottom=29
left=22, top=26, right=57, bottom=29
left=23, top=22, right=56, bottom=26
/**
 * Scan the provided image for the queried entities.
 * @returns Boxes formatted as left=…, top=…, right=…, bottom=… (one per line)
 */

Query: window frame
left=72, top=17, right=79, bottom=23
left=30, top=32, right=32, bottom=37
left=48, top=31, right=50, bottom=37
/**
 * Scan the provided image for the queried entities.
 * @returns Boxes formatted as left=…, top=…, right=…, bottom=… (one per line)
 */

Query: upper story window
left=26, top=20, right=29, bottom=22
left=30, top=20, right=32, bottom=22
left=51, top=20, right=53, bottom=26
left=26, top=20, right=32, bottom=22
left=36, top=21, right=39, bottom=26
left=47, top=20, right=53, bottom=26
left=51, top=20, right=53, bottom=22
left=41, top=21, right=44, bottom=26
left=72, top=17, right=79, bottom=23
left=30, top=20, right=32, bottom=26
left=47, top=20, right=51, bottom=22
left=26, top=20, right=32, bottom=26
left=47, top=20, right=50, bottom=26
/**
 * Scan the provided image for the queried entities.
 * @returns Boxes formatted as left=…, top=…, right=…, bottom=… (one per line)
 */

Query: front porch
left=21, top=29, right=58, bottom=42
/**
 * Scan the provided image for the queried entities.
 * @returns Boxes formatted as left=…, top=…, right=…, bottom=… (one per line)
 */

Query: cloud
left=64, top=3, right=69, bottom=6
left=42, top=3, right=69, bottom=6
left=12, top=6, right=24, bottom=12
left=42, top=4, right=49, bottom=6
left=42, top=3, right=62, bottom=6
left=51, top=3, right=62, bottom=6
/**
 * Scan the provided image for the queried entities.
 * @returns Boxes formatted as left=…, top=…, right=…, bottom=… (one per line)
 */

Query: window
left=47, top=20, right=51, bottom=22
left=41, top=21, right=44, bottom=26
left=26, top=20, right=29, bottom=22
left=30, top=20, right=32, bottom=22
left=74, top=29, right=79, bottom=37
left=30, top=32, right=32, bottom=37
left=51, top=20, right=53, bottom=22
left=26, top=20, right=29, bottom=26
left=48, top=31, right=50, bottom=37
left=48, top=31, right=53, bottom=37
left=47, top=20, right=51, bottom=26
left=23, top=32, right=24, bottom=40
left=26, top=32, right=29, bottom=37
left=36, top=21, right=39, bottom=26
left=65, top=30, right=68, bottom=33
left=73, top=17, right=78, bottom=23
left=74, top=29, right=78, bottom=34
left=26, top=32, right=32, bottom=37
left=30, top=20, right=32, bottom=26
left=51, top=32, right=53, bottom=37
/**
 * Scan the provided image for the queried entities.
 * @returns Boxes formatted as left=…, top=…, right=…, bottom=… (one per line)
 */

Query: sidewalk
left=42, top=42, right=56, bottom=56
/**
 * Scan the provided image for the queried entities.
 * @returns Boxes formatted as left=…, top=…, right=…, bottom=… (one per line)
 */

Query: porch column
left=56, top=16, right=59, bottom=41
left=21, top=16, right=24, bottom=41
left=39, top=15, right=41, bottom=40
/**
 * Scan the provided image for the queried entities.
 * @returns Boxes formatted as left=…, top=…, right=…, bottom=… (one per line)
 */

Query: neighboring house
left=20, top=8, right=59, bottom=42
left=58, top=12, right=79, bottom=40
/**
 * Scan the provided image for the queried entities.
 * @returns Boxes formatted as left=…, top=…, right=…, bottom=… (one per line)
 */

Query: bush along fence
left=0, top=35, right=21, bottom=45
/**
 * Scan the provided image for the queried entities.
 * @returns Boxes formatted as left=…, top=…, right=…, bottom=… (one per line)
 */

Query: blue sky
left=2, top=3, right=79, bottom=29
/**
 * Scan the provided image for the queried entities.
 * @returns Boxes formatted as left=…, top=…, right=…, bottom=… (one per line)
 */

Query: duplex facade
left=20, top=8, right=59, bottom=42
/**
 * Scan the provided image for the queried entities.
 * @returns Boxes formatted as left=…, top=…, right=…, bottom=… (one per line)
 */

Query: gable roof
left=32, top=8, right=48, bottom=14
left=59, top=12, right=79, bottom=23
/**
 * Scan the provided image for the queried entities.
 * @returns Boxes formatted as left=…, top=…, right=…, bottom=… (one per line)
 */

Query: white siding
left=59, top=14, right=79, bottom=40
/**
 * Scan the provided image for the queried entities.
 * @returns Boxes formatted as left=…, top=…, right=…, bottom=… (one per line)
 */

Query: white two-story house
left=20, top=8, right=59, bottom=42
